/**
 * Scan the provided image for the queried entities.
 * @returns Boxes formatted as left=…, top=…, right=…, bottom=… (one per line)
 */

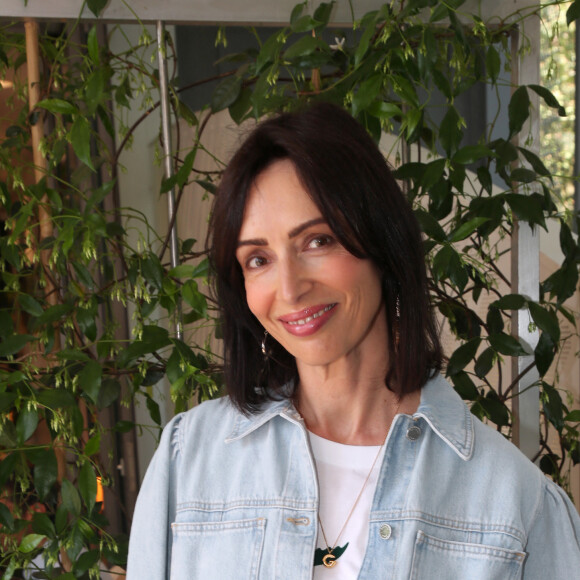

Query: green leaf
left=508, top=86, right=530, bottom=137
left=79, top=462, right=97, bottom=513
left=448, top=217, right=489, bottom=243
left=211, top=75, right=242, bottom=113
left=78, top=360, right=102, bottom=404
left=0, top=392, right=17, bottom=414
left=451, top=372, right=479, bottom=400
left=510, top=167, right=536, bottom=184
left=16, top=408, right=38, bottom=444
left=543, top=384, right=564, bottom=429
left=491, top=293, right=526, bottom=310
left=18, top=533, right=46, bottom=554
left=479, top=395, right=510, bottom=426
left=528, top=84, right=566, bottom=116
left=71, top=116, right=95, bottom=171
left=31, top=512, right=56, bottom=539
left=87, top=25, right=99, bottom=64
left=33, top=449, right=58, bottom=499
left=352, top=74, right=383, bottom=116
left=84, top=433, right=101, bottom=456
left=0, top=453, right=18, bottom=488
left=474, top=347, right=495, bottom=378
left=528, top=302, right=560, bottom=343
left=117, top=326, right=171, bottom=366
left=518, top=147, right=551, bottom=178
left=486, top=45, right=501, bottom=83
left=77, top=306, right=97, bottom=342
left=535, top=331, right=555, bottom=376
left=313, top=1, right=335, bottom=28
left=284, top=35, right=320, bottom=61
left=37, top=388, right=76, bottom=409
left=18, top=293, right=43, bottom=316
left=61, top=478, right=81, bottom=516
left=169, top=264, right=196, bottom=278
left=0, top=334, right=34, bottom=356
left=87, top=0, right=108, bottom=17
left=452, top=145, right=494, bottom=165
left=0, top=310, right=14, bottom=339
left=0, top=501, right=14, bottom=531
left=146, top=395, right=162, bottom=425
left=486, top=307, right=504, bottom=334
left=97, top=378, right=121, bottom=409
left=367, top=101, right=402, bottom=120
left=141, top=254, right=164, bottom=290
left=404, top=108, right=423, bottom=142
left=565, top=409, right=580, bottom=422
left=74, top=549, right=101, bottom=576
left=567, top=0, right=580, bottom=25
left=37, top=98, right=78, bottom=115
left=420, top=159, right=446, bottom=191
left=182, top=280, right=207, bottom=317
left=229, top=86, right=253, bottom=124
left=505, top=193, right=546, bottom=230
left=415, top=208, right=447, bottom=242
left=256, top=31, right=286, bottom=74
left=439, top=106, right=463, bottom=157
left=355, top=18, right=376, bottom=67
left=542, top=261, right=579, bottom=304
left=489, top=333, right=528, bottom=356
left=290, top=2, right=307, bottom=26
left=447, top=338, right=481, bottom=375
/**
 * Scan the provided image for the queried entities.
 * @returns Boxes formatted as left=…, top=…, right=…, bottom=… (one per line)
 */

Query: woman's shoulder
left=165, top=396, right=238, bottom=442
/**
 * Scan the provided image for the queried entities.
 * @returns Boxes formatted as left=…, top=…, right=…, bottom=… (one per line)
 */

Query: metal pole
left=510, top=26, right=540, bottom=459
left=157, top=20, right=183, bottom=340
left=575, top=21, right=580, bottom=229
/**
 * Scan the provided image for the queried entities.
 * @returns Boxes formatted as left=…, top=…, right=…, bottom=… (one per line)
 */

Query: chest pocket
left=410, top=530, right=525, bottom=580
left=170, top=518, right=266, bottom=580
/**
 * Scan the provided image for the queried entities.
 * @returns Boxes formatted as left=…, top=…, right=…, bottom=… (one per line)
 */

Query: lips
left=278, top=303, right=337, bottom=336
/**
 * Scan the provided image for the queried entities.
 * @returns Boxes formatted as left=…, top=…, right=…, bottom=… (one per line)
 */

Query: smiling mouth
left=285, top=304, right=336, bottom=326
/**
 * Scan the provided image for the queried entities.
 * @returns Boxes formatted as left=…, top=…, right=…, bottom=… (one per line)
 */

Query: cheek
left=326, top=255, right=382, bottom=294
left=244, top=279, right=271, bottom=321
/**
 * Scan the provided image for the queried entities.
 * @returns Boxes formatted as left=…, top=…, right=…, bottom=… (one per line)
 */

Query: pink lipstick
left=278, top=304, right=337, bottom=336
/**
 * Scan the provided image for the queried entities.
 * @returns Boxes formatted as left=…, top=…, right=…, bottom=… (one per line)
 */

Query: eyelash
left=307, top=234, right=334, bottom=249
left=245, top=255, right=268, bottom=270
left=242, top=234, right=336, bottom=271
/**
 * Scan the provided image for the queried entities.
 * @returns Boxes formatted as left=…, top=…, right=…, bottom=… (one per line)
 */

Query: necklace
left=313, top=395, right=402, bottom=569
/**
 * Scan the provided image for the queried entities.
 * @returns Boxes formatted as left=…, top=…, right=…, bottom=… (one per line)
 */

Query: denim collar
left=226, top=373, right=474, bottom=461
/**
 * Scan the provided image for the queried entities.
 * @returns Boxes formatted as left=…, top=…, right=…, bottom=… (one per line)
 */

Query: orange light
left=96, top=476, right=105, bottom=506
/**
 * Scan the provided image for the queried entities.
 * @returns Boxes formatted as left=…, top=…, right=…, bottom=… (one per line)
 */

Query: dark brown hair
left=208, top=102, right=442, bottom=414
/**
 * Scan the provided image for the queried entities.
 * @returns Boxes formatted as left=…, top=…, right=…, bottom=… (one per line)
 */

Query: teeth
left=287, top=305, right=334, bottom=325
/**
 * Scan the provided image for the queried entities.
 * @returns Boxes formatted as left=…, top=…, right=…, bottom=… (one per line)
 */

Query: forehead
left=239, top=159, right=323, bottom=236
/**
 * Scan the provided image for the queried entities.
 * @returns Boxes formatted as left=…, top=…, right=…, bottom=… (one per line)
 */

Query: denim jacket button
left=406, top=425, right=422, bottom=441
left=379, top=524, right=392, bottom=539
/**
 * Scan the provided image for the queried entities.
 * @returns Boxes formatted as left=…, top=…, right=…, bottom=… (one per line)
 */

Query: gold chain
left=317, top=395, right=402, bottom=569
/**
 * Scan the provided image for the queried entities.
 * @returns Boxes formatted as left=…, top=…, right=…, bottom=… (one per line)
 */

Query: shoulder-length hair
left=207, top=102, right=442, bottom=414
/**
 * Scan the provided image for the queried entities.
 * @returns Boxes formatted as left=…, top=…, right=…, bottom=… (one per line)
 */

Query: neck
left=294, top=371, right=419, bottom=445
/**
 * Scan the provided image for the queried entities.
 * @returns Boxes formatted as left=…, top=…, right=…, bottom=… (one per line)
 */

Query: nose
left=277, top=255, right=311, bottom=304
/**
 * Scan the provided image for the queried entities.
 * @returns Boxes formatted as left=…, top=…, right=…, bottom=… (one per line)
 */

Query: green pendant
left=313, top=543, right=349, bottom=567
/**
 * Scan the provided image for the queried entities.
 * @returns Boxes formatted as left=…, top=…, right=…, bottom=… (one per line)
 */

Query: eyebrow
left=237, top=217, right=327, bottom=249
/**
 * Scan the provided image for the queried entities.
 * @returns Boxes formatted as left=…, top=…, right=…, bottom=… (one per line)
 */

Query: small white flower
left=329, top=37, right=345, bottom=51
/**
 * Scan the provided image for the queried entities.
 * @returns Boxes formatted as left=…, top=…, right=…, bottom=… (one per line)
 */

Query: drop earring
left=261, top=330, right=269, bottom=359
left=394, top=296, right=401, bottom=348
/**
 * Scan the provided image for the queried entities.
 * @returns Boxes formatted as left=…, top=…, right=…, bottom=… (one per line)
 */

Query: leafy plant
left=0, top=0, right=579, bottom=577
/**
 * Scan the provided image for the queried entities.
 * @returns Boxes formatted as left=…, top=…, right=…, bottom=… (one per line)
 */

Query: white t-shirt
left=308, top=431, right=385, bottom=580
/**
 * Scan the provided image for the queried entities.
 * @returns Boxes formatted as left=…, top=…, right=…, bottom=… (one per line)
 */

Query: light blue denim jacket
left=127, top=374, right=580, bottom=579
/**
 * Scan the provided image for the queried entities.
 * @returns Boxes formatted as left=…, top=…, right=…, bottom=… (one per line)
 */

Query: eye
left=307, top=234, right=335, bottom=249
left=245, top=255, right=268, bottom=270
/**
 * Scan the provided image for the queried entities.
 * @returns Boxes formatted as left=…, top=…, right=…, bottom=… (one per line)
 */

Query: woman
left=127, top=103, right=580, bottom=579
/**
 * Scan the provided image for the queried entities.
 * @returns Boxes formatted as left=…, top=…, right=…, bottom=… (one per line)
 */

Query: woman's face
left=236, top=159, right=388, bottom=370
